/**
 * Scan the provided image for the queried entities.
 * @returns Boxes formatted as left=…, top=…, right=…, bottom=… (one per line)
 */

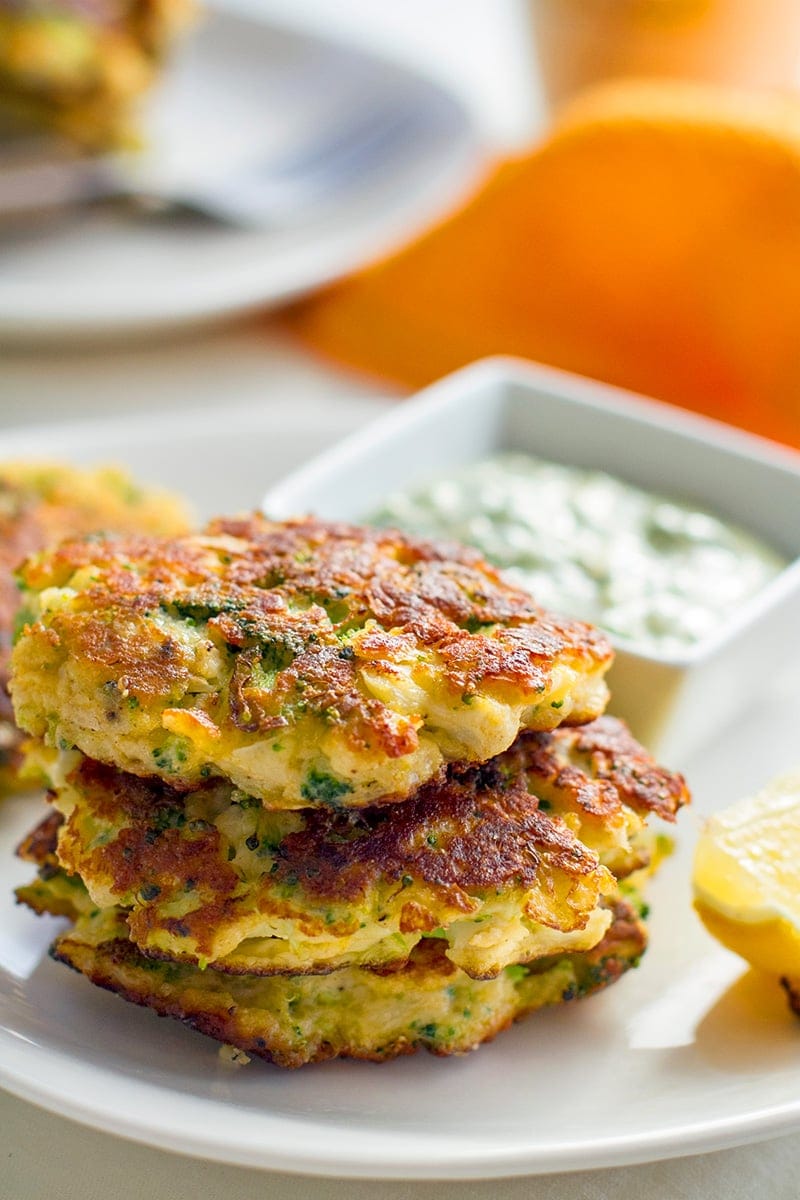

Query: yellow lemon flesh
left=693, top=773, right=800, bottom=977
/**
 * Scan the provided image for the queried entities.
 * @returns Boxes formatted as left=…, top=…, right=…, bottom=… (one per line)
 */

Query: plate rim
left=0, top=4, right=486, bottom=339
left=2, top=1028, right=800, bottom=1179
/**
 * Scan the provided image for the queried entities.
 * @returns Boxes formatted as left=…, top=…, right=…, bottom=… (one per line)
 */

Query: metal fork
left=0, top=92, right=433, bottom=228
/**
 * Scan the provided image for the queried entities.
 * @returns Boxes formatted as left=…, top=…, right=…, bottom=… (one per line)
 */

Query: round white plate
left=0, top=6, right=483, bottom=340
left=2, top=404, right=800, bottom=1179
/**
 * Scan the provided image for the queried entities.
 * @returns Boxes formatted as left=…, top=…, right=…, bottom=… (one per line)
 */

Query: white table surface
left=2, top=3, right=800, bottom=1195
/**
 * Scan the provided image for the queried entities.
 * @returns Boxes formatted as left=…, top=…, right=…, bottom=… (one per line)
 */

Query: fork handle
left=0, top=157, right=123, bottom=221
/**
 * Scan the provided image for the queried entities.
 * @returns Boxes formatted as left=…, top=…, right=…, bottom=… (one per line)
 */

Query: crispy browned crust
left=15, top=812, right=83, bottom=916
left=0, top=466, right=184, bottom=691
left=19, top=514, right=612, bottom=752
left=49, top=896, right=647, bottom=1068
left=71, top=751, right=597, bottom=896
left=16, top=808, right=62, bottom=867
left=506, top=715, right=689, bottom=826
left=264, top=766, right=595, bottom=900
left=53, top=750, right=606, bottom=967
left=22, top=716, right=681, bottom=974
left=0, top=463, right=191, bottom=789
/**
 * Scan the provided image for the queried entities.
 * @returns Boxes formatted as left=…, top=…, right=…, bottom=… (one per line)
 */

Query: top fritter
left=10, top=515, right=613, bottom=810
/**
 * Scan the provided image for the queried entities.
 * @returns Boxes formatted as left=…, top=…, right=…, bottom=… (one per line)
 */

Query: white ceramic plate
left=2, top=402, right=800, bottom=1180
left=0, top=4, right=483, bottom=340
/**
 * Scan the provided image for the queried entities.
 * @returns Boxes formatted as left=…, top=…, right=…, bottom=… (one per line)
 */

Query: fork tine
left=0, top=83, right=442, bottom=227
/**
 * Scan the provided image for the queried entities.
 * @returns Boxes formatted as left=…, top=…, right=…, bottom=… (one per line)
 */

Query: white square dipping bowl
left=263, top=357, right=800, bottom=766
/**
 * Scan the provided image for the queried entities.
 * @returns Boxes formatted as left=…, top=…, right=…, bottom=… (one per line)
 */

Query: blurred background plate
left=0, top=2, right=484, bottom=340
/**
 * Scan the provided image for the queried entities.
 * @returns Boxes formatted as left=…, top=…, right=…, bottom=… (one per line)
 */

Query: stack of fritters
left=0, top=461, right=191, bottom=791
left=12, top=515, right=687, bottom=1066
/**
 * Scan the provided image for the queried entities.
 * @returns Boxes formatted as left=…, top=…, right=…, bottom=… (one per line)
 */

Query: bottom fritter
left=21, top=870, right=646, bottom=1068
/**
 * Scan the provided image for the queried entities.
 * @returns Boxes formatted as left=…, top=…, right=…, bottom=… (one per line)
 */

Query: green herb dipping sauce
left=373, top=453, right=787, bottom=656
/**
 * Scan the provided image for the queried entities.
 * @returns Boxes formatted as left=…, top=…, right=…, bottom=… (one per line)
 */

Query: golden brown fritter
left=0, top=0, right=195, bottom=150
left=37, top=755, right=612, bottom=978
left=11, top=515, right=613, bottom=810
left=501, top=716, right=688, bottom=875
left=25, top=716, right=683, bottom=979
left=0, top=461, right=191, bottom=790
left=16, top=808, right=61, bottom=871
left=23, top=867, right=646, bottom=1068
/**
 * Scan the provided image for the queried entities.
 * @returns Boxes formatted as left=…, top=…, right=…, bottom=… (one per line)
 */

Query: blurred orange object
left=288, top=79, right=800, bottom=449
left=530, top=0, right=800, bottom=110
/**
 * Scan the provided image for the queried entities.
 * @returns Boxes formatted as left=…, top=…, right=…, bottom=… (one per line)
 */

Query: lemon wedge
left=693, top=773, right=800, bottom=976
